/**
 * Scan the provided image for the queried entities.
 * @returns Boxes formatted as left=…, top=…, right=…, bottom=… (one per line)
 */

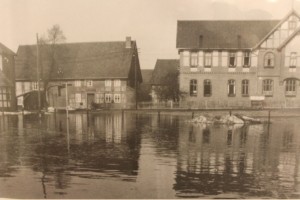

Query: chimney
left=199, top=35, right=203, bottom=48
left=237, top=35, right=241, bottom=48
left=125, top=36, right=131, bottom=48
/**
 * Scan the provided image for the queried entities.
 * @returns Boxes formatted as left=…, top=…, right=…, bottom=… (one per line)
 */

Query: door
left=87, top=93, right=95, bottom=109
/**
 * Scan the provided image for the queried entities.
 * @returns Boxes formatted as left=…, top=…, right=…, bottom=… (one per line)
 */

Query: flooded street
left=0, top=112, right=300, bottom=199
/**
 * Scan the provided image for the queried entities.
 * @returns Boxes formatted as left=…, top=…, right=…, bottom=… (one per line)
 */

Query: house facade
left=150, top=59, right=179, bottom=103
left=15, top=37, right=142, bottom=110
left=0, top=43, right=16, bottom=111
left=176, top=11, right=300, bottom=108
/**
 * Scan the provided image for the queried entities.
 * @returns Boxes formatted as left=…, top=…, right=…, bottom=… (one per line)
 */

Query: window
left=229, top=52, right=236, bottom=67
left=0, top=87, right=11, bottom=108
left=285, top=79, right=297, bottom=96
left=263, top=79, right=273, bottom=96
left=182, top=51, right=190, bottom=66
left=264, top=53, right=275, bottom=67
left=75, top=80, right=81, bottom=87
left=190, top=52, right=198, bottom=67
left=86, top=80, right=93, bottom=87
left=32, top=82, right=38, bottom=90
left=204, top=52, right=212, bottom=67
left=243, top=52, right=250, bottom=67
left=75, top=93, right=82, bottom=103
left=105, top=94, right=112, bottom=103
left=105, top=80, right=112, bottom=87
left=242, top=80, right=249, bottom=96
left=114, top=79, right=121, bottom=87
left=290, top=52, right=297, bottom=68
left=95, top=93, right=104, bottom=103
left=228, top=79, right=235, bottom=96
left=114, top=94, right=121, bottom=103
left=190, top=79, right=197, bottom=96
left=203, top=79, right=211, bottom=97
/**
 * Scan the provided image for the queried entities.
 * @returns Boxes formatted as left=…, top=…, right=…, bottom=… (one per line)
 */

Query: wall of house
left=0, top=53, right=16, bottom=111
left=48, top=79, right=136, bottom=109
left=179, top=72, right=257, bottom=108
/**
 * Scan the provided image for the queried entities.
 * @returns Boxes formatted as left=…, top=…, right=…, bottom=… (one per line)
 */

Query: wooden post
left=268, top=110, right=271, bottom=124
left=229, top=110, right=232, bottom=116
left=192, top=111, right=194, bottom=119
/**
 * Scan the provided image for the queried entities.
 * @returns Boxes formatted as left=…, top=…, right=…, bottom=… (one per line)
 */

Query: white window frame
left=229, top=52, right=236, bottom=68
left=32, top=82, right=38, bottom=90
left=114, top=94, right=121, bottom=103
left=105, top=80, right=112, bottom=87
left=75, top=80, right=81, bottom=87
left=204, top=52, right=212, bottom=68
left=190, top=52, right=198, bottom=67
left=86, top=80, right=93, bottom=87
left=105, top=93, right=112, bottom=103
left=114, top=79, right=121, bottom=87
left=243, top=52, right=251, bottom=67
left=290, top=52, right=297, bottom=68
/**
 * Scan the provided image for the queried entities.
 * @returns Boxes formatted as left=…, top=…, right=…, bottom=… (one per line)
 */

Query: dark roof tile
left=176, top=20, right=280, bottom=49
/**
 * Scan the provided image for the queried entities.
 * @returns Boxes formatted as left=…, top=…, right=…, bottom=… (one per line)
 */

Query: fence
left=136, top=99, right=300, bottom=110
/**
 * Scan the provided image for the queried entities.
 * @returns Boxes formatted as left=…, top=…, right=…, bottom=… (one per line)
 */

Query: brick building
left=15, top=37, right=142, bottom=110
left=176, top=10, right=300, bottom=108
left=0, top=43, right=16, bottom=111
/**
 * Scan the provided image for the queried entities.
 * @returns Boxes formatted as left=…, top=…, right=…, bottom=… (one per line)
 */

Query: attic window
left=229, top=52, right=236, bottom=67
left=290, top=52, right=297, bottom=68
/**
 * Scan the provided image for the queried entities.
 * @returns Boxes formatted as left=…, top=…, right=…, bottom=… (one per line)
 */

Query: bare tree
left=38, top=24, right=66, bottom=107
left=153, top=71, right=185, bottom=102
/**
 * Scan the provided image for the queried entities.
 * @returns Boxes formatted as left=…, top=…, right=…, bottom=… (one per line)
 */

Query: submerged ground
left=0, top=111, right=299, bottom=199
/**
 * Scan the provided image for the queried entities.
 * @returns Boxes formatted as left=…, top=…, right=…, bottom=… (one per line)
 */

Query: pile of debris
left=188, top=114, right=268, bottom=125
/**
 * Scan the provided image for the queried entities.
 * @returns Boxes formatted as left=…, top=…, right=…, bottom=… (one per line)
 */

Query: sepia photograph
left=0, top=0, right=300, bottom=199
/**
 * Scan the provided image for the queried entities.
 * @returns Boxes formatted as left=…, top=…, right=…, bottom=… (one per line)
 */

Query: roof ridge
left=18, top=40, right=135, bottom=47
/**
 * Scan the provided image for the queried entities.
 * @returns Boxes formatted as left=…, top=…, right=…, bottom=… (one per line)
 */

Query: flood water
left=0, top=112, right=299, bottom=199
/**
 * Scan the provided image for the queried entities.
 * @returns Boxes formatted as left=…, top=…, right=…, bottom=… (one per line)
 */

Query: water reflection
left=174, top=120, right=300, bottom=198
left=0, top=113, right=299, bottom=198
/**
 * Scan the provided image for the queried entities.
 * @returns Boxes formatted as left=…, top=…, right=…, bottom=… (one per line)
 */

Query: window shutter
left=221, top=52, right=228, bottom=67
left=251, top=52, right=258, bottom=67
left=198, top=51, right=204, bottom=67
left=237, top=52, right=243, bottom=67
left=212, top=51, right=218, bottom=67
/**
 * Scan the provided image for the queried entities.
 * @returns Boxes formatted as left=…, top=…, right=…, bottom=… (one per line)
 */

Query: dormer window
left=229, top=52, right=236, bottom=67
left=290, top=52, right=297, bottom=68
left=264, top=52, right=275, bottom=68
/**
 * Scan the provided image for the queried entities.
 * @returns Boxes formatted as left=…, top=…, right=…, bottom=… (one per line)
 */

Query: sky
left=0, top=0, right=299, bottom=69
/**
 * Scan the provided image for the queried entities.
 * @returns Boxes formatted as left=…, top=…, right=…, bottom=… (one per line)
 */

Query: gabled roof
left=176, top=20, right=280, bottom=49
left=141, top=69, right=153, bottom=84
left=151, top=59, right=179, bottom=85
left=15, top=41, right=138, bottom=80
left=254, top=10, right=300, bottom=49
left=0, top=43, right=15, bottom=55
left=0, top=72, right=13, bottom=87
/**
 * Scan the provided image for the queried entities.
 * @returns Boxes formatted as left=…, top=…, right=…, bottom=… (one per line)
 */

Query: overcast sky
left=0, top=0, right=299, bottom=69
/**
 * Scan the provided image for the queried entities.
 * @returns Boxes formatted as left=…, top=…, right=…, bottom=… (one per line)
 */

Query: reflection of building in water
left=174, top=121, right=300, bottom=198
